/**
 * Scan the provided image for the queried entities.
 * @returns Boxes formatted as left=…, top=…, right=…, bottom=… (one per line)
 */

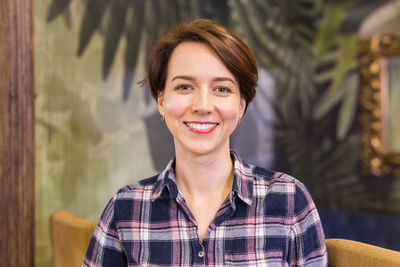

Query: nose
left=191, top=88, right=213, bottom=114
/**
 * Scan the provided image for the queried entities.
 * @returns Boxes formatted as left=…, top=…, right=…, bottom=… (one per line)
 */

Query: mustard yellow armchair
left=50, top=210, right=97, bottom=267
left=50, top=210, right=400, bottom=267
left=326, top=238, right=400, bottom=267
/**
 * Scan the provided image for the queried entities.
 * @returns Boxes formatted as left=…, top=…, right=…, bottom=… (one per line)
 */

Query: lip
left=184, top=121, right=219, bottom=134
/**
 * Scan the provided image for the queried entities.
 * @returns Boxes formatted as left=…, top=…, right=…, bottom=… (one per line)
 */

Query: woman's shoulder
left=250, top=165, right=312, bottom=196
left=98, top=174, right=162, bottom=224
left=234, top=152, right=299, bottom=186
left=252, top=164, right=315, bottom=202
left=113, top=174, right=161, bottom=199
left=251, top=165, right=297, bottom=185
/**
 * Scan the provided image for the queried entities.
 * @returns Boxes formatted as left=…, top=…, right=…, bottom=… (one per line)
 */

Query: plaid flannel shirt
left=83, top=152, right=327, bottom=266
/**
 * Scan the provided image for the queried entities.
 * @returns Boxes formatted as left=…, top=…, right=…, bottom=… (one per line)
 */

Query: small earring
left=238, top=118, right=242, bottom=125
left=161, top=115, right=165, bottom=122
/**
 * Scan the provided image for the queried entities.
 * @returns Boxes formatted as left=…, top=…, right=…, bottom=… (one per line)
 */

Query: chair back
left=50, top=210, right=97, bottom=267
left=326, top=238, right=400, bottom=267
left=50, top=212, right=400, bottom=267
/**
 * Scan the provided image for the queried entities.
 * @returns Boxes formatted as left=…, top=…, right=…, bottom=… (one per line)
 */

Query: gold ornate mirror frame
left=360, top=33, right=400, bottom=177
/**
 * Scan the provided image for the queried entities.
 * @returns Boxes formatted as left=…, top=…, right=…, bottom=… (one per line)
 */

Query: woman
left=83, top=19, right=327, bottom=266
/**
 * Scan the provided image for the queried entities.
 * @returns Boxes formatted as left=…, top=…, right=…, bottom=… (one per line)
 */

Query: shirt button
left=198, top=250, right=204, bottom=258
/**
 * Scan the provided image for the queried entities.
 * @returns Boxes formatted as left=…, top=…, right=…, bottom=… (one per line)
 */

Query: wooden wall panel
left=0, top=0, right=34, bottom=266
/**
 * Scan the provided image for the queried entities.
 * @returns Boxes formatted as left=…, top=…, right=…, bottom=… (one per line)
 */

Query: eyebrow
left=171, top=75, right=235, bottom=85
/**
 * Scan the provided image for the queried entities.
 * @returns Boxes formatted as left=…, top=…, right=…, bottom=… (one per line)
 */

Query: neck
left=174, top=145, right=233, bottom=199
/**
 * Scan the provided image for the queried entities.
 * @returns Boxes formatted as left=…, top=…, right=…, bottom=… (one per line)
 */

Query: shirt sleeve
left=287, top=181, right=328, bottom=267
left=82, top=195, right=127, bottom=267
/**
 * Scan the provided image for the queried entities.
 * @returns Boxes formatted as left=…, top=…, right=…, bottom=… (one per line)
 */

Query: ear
left=239, top=97, right=246, bottom=118
left=157, top=92, right=165, bottom=117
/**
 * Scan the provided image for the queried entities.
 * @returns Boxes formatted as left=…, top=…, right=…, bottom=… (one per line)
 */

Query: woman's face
left=158, top=41, right=246, bottom=156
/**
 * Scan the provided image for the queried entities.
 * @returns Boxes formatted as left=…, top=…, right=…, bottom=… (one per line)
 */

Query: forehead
left=166, top=41, right=236, bottom=82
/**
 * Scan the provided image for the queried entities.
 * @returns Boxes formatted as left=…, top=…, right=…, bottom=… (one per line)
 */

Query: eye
left=175, top=84, right=193, bottom=91
left=214, top=87, right=231, bottom=93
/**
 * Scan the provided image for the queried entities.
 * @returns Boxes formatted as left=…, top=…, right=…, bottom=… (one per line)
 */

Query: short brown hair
left=147, top=19, right=257, bottom=111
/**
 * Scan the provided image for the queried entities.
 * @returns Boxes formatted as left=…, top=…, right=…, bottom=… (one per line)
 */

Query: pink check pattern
left=83, top=152, right=328, bottom=266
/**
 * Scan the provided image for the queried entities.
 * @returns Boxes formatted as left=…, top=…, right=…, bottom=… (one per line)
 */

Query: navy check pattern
left=83, top=152, right=327, bottom=266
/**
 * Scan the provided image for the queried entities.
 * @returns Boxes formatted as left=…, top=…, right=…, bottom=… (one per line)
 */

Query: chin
left=182, top=141, right=228, bottom=157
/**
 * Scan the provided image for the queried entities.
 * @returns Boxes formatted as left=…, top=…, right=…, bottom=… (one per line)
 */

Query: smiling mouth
left=184, top=122, right=219, bottom=133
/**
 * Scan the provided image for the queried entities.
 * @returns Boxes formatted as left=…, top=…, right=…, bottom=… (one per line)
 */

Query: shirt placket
left=192, top=239, right=206, bottom=266
left=175, top=194, right=207, bottom=266
left=175, top=189, right=236, bottom=266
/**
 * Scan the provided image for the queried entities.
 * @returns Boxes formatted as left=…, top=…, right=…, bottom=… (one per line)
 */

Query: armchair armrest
left=326, top=238, right=400, bottom=267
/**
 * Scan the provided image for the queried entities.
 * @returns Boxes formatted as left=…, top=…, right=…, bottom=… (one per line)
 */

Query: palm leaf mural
left=38, top=3, right=400, bottom=267
left=229, top=0, right=389, bottom=209
left=229, top=0, right=321, bottom=188
left=47, top=0, right=226, bottom=99
left=45, top=0, right=390, bottom=209
left=310, top=0, right=389, bottom=208
left=47, top=0, right=73, bottom=26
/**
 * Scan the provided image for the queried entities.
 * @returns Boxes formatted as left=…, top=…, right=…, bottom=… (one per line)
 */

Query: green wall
left=34, top=1, right=157, bottom=266
left=34, top=0, right=400, bottom=266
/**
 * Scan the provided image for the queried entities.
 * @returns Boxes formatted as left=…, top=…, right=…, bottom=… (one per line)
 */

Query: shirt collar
left=231, top=151, right=254, bottom=205
left=151, top=158, right=179, bottom=201
left=152, top=151, right=254, bottom=205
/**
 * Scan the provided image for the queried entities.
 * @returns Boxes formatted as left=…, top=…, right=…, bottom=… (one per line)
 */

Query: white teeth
left=186, top=122, right=217, bottom=130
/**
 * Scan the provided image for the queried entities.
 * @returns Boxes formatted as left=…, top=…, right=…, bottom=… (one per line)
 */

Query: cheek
left=163, top=95, right=190, bottom=117
left=219, top=100, right=242, bottom=120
